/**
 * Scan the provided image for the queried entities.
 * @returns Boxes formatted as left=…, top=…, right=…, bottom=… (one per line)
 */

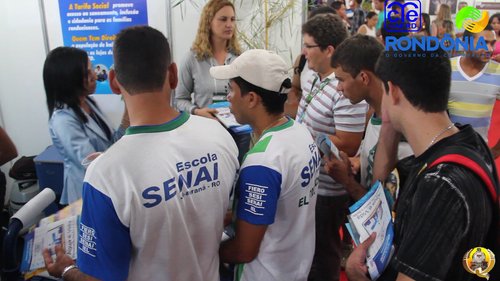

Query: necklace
left=428, top=123, right=454, bottom=149
left=259, top=116, right=287, bottom=138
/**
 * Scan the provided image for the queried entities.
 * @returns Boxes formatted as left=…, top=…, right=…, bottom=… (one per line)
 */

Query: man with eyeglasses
left=297, top=13, right=368, bottom=281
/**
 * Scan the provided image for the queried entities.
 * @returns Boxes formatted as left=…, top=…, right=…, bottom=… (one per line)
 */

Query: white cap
left=210, top=49, right=290, bottom=93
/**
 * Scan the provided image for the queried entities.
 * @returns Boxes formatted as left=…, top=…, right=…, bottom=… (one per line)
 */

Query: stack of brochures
left=20, top=200, right=82, bottom=279
left=346, top=181, right=394, bottom=280
left=208, top=102, right=252, bottom=134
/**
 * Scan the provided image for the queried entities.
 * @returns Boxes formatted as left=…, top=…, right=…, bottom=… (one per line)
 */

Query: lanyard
left=297, top=76, right=331, bottom=124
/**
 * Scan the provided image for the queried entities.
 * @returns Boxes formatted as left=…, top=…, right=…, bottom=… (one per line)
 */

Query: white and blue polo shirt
left=77, top=112, right=239, bottom=281
left=235, top=119, right=320, bottom=281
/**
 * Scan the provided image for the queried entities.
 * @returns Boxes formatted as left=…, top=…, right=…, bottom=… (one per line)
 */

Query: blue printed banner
left=384, top=0, right=421, bottom=33
left=59, top=0, right=148, bottom=94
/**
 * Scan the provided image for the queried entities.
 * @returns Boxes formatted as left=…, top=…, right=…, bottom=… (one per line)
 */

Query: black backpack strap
left=426, top=145, right=500, bottom=254
left=426, top=145, right=499, bottom=203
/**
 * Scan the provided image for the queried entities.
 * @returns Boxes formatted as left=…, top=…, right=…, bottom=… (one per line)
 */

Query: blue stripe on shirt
left=77, top=182, right=131, bottom=281
left=236, top=165, right=281, bottom=225
left=451, top=71, right=500, bottom=85
left=449, top=114, right=490, bottom=128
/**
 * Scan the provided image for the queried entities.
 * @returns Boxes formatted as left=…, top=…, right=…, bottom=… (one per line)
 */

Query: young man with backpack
left=346, top=43, right=499, bottom=281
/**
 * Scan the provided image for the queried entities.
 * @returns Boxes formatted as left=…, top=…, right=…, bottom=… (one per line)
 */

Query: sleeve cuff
left=190, top=106, right=198, bottom=115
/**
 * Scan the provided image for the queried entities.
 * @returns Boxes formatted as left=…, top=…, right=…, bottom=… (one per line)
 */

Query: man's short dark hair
left=375, top=38, right=451, bottom=113
left=366, top=11, right=378, bottom=19
left=381, top=19, right=409, bottom=41
left=232, top=77, right=290, bottom=115
left=331, top=35, right=384, bottom=77
left=309, top=6, right=336, bottom=18
left=331, top=1, right=344, bottom=11
left=302, top=14, right=348, bottom=50
left=113, top=26, right=171, bottom=95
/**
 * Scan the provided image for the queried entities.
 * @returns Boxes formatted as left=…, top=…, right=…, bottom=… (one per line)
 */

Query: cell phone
left=221, top=225, right=235, bottom=242
left=316, top=133, right=340, bottom=159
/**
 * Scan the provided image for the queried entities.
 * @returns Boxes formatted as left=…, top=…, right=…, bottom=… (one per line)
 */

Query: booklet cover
left=208, top=102, right=252, bottom=134
left=315, top=133, right=340, bottom=159
left=347, top=181, right=394, bottom=280
left=214, top=107, right=242, bottom=128
left=20, top=200, right=82, bottom=279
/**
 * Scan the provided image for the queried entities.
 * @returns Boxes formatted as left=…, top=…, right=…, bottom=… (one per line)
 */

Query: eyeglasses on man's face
left=303, top=44, right=321, bottom=49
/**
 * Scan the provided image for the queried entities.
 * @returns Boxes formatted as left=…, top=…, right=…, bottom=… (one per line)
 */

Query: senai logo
left=456, top=7, right=489, bottom=33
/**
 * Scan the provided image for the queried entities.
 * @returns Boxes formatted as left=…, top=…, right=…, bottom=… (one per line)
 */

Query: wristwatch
left=191, top=107, right=199, bottom=115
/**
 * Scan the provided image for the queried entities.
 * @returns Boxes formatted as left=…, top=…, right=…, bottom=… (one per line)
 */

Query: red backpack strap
left=429, top=154, right=498, bottom=202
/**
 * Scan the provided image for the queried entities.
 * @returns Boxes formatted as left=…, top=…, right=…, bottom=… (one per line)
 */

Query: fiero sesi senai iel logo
left=456, top=7, right=490, bottom=33
left=384, top=0, right=422, bottom=32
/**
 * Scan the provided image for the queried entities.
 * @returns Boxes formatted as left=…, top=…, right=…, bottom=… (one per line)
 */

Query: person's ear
left=326, top=45, right=335, bottom=58
left=359, top=71, right=370, bottom=86
left=109, top=69, right=122, bottom=95
left=388, top=81, right=401, bottom=105
left=247, top=91, right=260, bottom=109
left=168, top=63, right=178, bottom=90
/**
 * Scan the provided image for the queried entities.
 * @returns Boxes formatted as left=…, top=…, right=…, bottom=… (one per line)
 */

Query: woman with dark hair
left=357, top=11, right=378, bottom=37
left=43, top=46, right=129, bottom=204
left=413, top=13, right=431, bottom=37
left=489, top=13, right=500, bottom=62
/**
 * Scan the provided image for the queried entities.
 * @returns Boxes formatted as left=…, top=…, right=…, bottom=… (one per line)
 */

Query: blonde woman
left=176, top=0, right=250, bottom=162
left=176, top=0, right=241, bottom=118
left=438, top=19, right=455, bottom=56
left=437, top=19, right=455, bottom=39
left=431, top=4, right=452, bottom=37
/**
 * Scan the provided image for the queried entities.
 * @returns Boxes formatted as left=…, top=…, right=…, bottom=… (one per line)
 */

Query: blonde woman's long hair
left=436, top=4, right=452, bottom=21
left=192, top=0, right=242, bottom=60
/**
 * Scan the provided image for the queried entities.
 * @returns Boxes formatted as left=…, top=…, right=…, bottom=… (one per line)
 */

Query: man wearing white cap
left=212, top=49, right=320, bottom=281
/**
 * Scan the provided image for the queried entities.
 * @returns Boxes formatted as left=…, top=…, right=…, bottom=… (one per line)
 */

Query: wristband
left=191, top=107, right=199, bottom=115
left=61, top=264, right=78, bottom=279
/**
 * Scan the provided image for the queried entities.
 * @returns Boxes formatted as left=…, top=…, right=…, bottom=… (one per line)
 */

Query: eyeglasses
left=303, top=44, right=321, bottom=49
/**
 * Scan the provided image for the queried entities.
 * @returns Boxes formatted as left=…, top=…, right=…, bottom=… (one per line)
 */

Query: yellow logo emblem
left=463, top=247, right=496, bottom=279
left=456, top=7, right=490, bottom=33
